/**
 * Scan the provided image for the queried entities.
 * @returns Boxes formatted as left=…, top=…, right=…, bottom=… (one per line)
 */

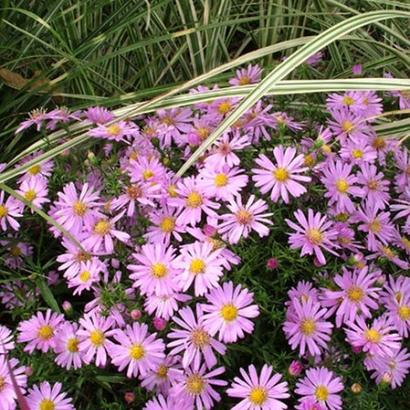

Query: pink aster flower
left=283, top=299, right=333, bottom=356
left=143, top=394, right=191, bottom=410
left=127, top=156, right=167, bottom=185
left=252, top=146, right=311, bottom=203
left=0, top=356, right=27, bottom=410
left=339, top=138, right=377, bottom=165
left=18, top=155, right=54, bottom=184
left=88, top=120, right=139, bottom=141
left=0, top=191, right=22, bottom=231
left=17, top=176, right=49, bottom=210
left=156, top=108, right=192, bottom=147
left=218, top=195, right=272, bottom=244
left=84, top=107, right=114, bottom=124
left=285, top=281, right=320, bottom=312
left=0, top=325, right=14, bottom=354
left=108, top=322, right=165, bottom=378
left=328, top=109, right=373, bottom=143
left=326, top=91, right=366, bottom=114
left=345, top=315, right=401, bottom=357
left=272, top=112, right=304, bottom=132
left=227, top=364, right=289, bottom=410
left=128, top=243, right=180, bottom=296
left=167, top=305, right=226, bottom=369
left=17, top=309, right=65, bottom=353
left=175, top=241, right=224, bottom=296
left=295, top=367, right=344, bottom=410
left=15, top=108, right=49, bottom=133
left=54, top=322, right=83, bottom=370
left=286, top=209, right=338, bottom=265
left=144, top=291, right=192, bottom=321
left=77, top=312, right=115, bottom=367
left=26, top=381, right=74, bottom=410
left=229, top=64, right=262, bottom=86
left=321, top=160, right=363, bottom=213
left=67, top=258, right=104, bottom=295
left=320, top=267, right=380, bottom=327
left=352, top=64, right=362, bottom=75
left=201, top=281, right=259, bottom=343
left=170, top=363, right=227, bottom=410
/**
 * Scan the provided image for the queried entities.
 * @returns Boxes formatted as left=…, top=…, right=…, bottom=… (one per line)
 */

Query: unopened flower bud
left=351, top=383, right=362, bottom=394
left=25, top=366, right=33, bottom=376
left=153, top=317, right=167, bottom=331
left=266, top=257, right=279, bottom=270
left=130, top=309, right=142, bottom=321
left=124, top=392, right=135, bottom=404
left=62, top=301, right=73, bottom=315
left=288, top=360, right=303, bottom=376
left=203, top=224, right=217, bottom=237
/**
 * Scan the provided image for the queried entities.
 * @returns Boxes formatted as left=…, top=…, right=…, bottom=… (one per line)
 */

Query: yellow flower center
left=90, top=330, right=105, bottom=347
left=249, top=387, right=267, bottom=405
left=190, top=258, right=206, bottom=275
left=197, top=127, right=210, bottom=140
left=220, top=304, right=238, bottom=321
left=336, top=178, right=349, bottom=193
left=369, top=219, right=381, bottom=233
left=398, top=305, right=410, bottom=320
left=38, top=325, right=54, bottom=340
left=352, top=149, right=363, bottom=159
left=127, top=184, right=142, bottom=199
left=306, top=228, right=322, bottom=245
left=342, top=121, right=354, bottom=133
left=382, top=246, right=396, bottom=259
left=167, top=184, right=178, bottom=198
left=401, top=236, right=410, bottom=250
left=238, top=76, right=251, bottom=85
left=156, top=365, right=168, bottom=378
left=214, top=173, right=228, bottom=187
left=372, top=137, right=386, bottom=149
left=24, top=189, right=37, bottom=201
left=186, top=192, right=203, bottom=208
left=151, top=263, right=168, bottom=278
left=106, top=124, right=121, bottom=136
left=143, top=169, right=154, bottom=180
left=129, top=344, right=145, bottom=360
left=0, top=205, right=8, bottom=218
left=400, top=90, right=410, bottom=98
left=343, top=96, right=355, bottom=106
left=0, top=376, right=5, bottom=391
left=79, top=270, right=91, bottom=282
left=39, top=399, right=55, bottom=410
left=28, top=164, right=41, bottom=175
left=218, top=101, right=232, bottom=114
left=236, top=209, right=253, bottom=225
left=365, top=328, right=381, bottom=343
left=347, top=286, right=364, bottom=302
left=191, top=329, right=210, bottom=347
left=73, top=200, right=87, bottom=216
left=94, top=220, right=111, bottom=235
left=322, top=144, right=332, bottom=154
left=315, top=385, right=329, bottom=401
left=161, top=116, right=174, bottom=126
left=274, top=167, right=289, bottom=182
left=304, top=154, right=316, bottom=167
left=300, top=319, right=316, bottom=336
left=10, top=246, right=21, bottom=257
left=367, top=180, right=378, bottom=190
left=66, top=338, right=79, bottom=353
left=186, top=374, right=205, bottom=395
left=75, top=251, right=91, bottom=263
left=160, top=216, right=175, bottom=233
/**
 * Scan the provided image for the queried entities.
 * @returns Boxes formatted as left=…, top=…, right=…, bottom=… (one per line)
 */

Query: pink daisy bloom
left=143, top=394, right=191, bottom=410
left=209, top=97, right=241, bottom=118
left=0, top=325, right=15, bottom=354
left=227, top=364, right=289, bottom=410
left=77, top=312, right=115, bottom=367
left=345, top=315, right=401, bottom=357
left=320, top=267, right=380, bottom=327
left=358, top=91, right=383, bottom=118
left=18, top=155, right=54, bottom=184
left=252, top=146, right=311, bottom=203
left=321, top=160, right=363, bottom=213
left=144, top=291, right=191, bottom=321
left=128, top=243, right=180, bottom=296
left=285, top=281, right=320, bottom=311
left=295, top=367, right=344, bottom=410
left=108, top=322, right=165, bottom=378
left=0, top=191, right=22, bottom=231
left=306, top=51, right=323, bottom=66
left=17, top=309, right=65, bottom=353
left=272, top=112, right=304, bottom=132
left=127, top=156, right=167, bottom=185
left=339, top=138, right=377, bottom=165
left=286, top=209, right=338, bottom=265
left=201, top=281, right=260, bottom=343
left=391, top=186, right=410, bottom=223
left=17, top=176, right=49, bottom=210
left=218, top=195, right=273, bottom=244
left=167, top=305, right=226, bottom=369
left=175, top=241, right=224, bottom=296
left=88, top=120, right=139, bottom=141
left=156, top=108, right=192, bottom=147
left=15, top=108, right=48, bottom=133
left=67, top=259, right=104, bottom=295
left=170, top=363, right=227, bottom=410
left=84, top=107, right=114, bottom=124
left=26, top=381, right=75, bottom=410
left=0, top=356, right=27, bottom=410
left=328, top=109, right=373, bottom=143
left=326, top=91, right=366, bottom=114
left=229, top=64, right=263, bottom=86
left=54, top=322, right=83, bottom=370
left=283, top=299, right=333, bottom=356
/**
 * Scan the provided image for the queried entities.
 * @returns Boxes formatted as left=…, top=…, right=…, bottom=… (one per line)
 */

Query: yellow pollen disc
left=106, top=124, right=121, bottom=136
left=249, top=387, right=267, bottom=405
left=28, top=164, right=41, bottom=175
left=10, top=246, right=21, bottom=257
left=156, top=365, right=168, bottom=378
left=151, top=263, right=167, bottom=278
left=306, top=228, right=323, bottom=245
left=186, top=374, right=205, bottom=395
left=321, top=144, right=332, bottom=154
left=24, top=189, right=37, bottom=201
left=191, top=329, right=209, bottom=347
left=0, top=205, right=8, bottom=218
left=66, top=338, right=79, bottom=353
left=236, top=209, right=253, bottom=225
left=73, top=200, right=87, bottom=216
left=365, top=328, right=381, bottom=343
left=76, top=251, right=91, bottom=263
left=94, top=220, right=111, bottom=235
left=209, top=237, right=224, bottom=251
left=129, top=344, right=145, bottom=360
left=79, top=270, right=91, bottom=282
left=160, top=216, right=175, bottom=233
left=0, top=376, right=5, bottom=391
left=347, top=286, right=364, bottom=302
left=220, top=304, right=238, bottom=321
left=127, top=185, right=142, bottom=199
left=372, top=137, right=386, bottom=149
left=398, top=305, right=410, bottom=320
left=238, top=76, right=251, bottom=85
left=342, top=121, right=354, bottom=133
left=400, top=90, right=410, bottom=98
left=197, top=127, right=210, bottom=140
left=186, top=192, right=203, bottom=208
left=214, top=173, right=228, bottom=187
left=143, top=169, right=154, bottom=180
left=369, top=219, right=382, bottom=233
left=315, top=385, right=329, bottom=401
left=352, top=149, right=363, bottom=159
left=190, top=258, right=206, bottom=274
left=336, top=179, right=349, bottom=193
left=401, top=237, right=410, bottom=250
left=300, top=319, right=316, bottom=336
left=367, top=180, right=378, bottom=190
left=38, top=325, right=54, bottom=340
left=343, top=96, right=355, bottom=106
left=161, top=116, right=174, bottom=126
left=129, top=151, right=139, bottom=161
left=218, top=101, right=232, bottom=114
left=274, top=167, right=289, bottom=182
left=39, top=399, right=55, bottom=410
left=167, top=184, right=177, bottom=198
left=382, top=246, right=396, bottom=259
left=304, top=154, right=316, bottom=167
left=90, top=330, right=105, bottom=347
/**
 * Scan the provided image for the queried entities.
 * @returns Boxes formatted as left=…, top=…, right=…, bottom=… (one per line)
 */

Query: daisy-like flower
left=88, top=120, right=139, bottom=141
left=339, top=138, right=377, bottom=165
left=295, top=367, right=344, bottom=410
left=175, top=241, right=224, bottom=296
left=127, top=156, right=167, bottom=185
left=286, top=209, right=338, bottom=265
left=54, top=322, right=83, bottom=370
left=391, top=186, right=410, bottom=223
left=128, top=243, right=180, bottom=296
left=84, top=107, right=114, bottom=124
left=17, top=176, right=49, bottom=210
left=108, top=322, right=165, bottom=378
left=201, top=281, right=259, bottom=343
left=328, top=109, right=372, bottom=143
left=283, top=299, right=333, bottom=356
left=358, top=90, right=383, bottom=118
left=26, top=381, right=75, bottom=410
left=321, top=267, right=380, bottom=327
left=272, top=112, right=304, bottom=132
left=167, top=305, right=226, bottom=369
left=252, top=146, right=311, bottom=203
left=156, top=108, right=192, bottom=147
left=0, top=356, right=27, bottom=410
left=77, top=312, right=115, bottom=367
left=144, top=291, right=192, bottom=321
left=170, top=363, right=227, bottom=410
left=143, top=394, right=192, bottom=410
left=18, top=155, right=54, bottom=185
left=0, top=325, right=14, bottom=353
left=0, top=191, right=22, bottom=231
left=321, top=160, right=363, bottom=213
left=326, top=91, right=366, bottom=114
left=218, top=195, right=273, bottom=244
left=227, top=364, right=289, bottom=410
left=17, top=309, right=65, bottom=353
left=229, top=64, right=263, bottom=86
left=67, top=258, right=104, bottom=295
left=345, top=315, right=401, bottom=357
